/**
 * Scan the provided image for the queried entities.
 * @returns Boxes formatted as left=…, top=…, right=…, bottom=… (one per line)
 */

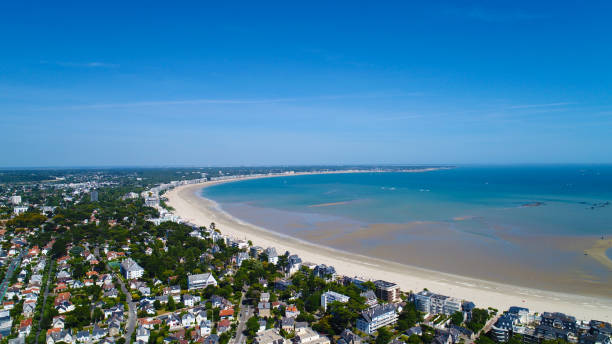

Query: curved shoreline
left=166, top=173, right=612, bottom=321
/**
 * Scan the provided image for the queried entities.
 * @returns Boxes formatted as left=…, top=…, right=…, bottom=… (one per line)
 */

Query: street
left=36, top=259, right=54, bottom=344
left=0, top=250, right=24, bottom=304
left=117, top=273, right=137, bottom=344
left=232, top=291, right=252, bottom=344
left=94, top=246, right=136, bottom=344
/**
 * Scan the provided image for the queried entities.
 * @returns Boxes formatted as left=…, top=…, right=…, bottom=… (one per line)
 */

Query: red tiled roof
left=219, top=309, right=234, bottom=317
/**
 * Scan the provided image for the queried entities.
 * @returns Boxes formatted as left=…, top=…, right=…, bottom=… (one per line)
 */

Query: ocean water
left=202, top=165, right=612, bottom=295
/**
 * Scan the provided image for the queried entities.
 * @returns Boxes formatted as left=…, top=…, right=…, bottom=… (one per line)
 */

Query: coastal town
left=0, top=168, right=610, bottom=344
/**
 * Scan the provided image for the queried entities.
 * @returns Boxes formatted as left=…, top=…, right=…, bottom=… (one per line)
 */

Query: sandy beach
left=166, top=174, right=612, bottom=321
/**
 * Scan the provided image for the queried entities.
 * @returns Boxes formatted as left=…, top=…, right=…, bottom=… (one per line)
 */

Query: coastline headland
left=165, top=170, right=612, bottom=321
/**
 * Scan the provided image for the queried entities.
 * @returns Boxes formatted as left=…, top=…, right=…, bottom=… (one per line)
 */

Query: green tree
left=407, top=334, right=421, bottom=344
left=376, top=328, right=392, bottom=344
left=466, top=308, right=489, bottom=332
left=245, top=316, right=260, bottom=337
left=328, top=302, right=358, bottom=334
left=51, top=237, right=68, bottom=258
left=509, top=334, right=524, bottom=344
left=167, top=296, right=176, bottom=311
left=93, top=308, right=104, bottom=322
left=397, top=303, right=421, bottom=331
left=451, top=311, right=464, bottom=326
left=361, top=281, right=376, bottom=290
left=475, top=335, right=496, bottom=344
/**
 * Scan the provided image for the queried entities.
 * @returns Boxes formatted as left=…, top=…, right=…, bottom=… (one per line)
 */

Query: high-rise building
left=90, top=190, right=98, bottom=202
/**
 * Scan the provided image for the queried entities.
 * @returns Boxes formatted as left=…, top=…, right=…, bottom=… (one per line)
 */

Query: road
left=117, top=274, right=137, bottom=344
left=94, top=246, right=136, bottom=344
left=0, top=249, right=24, bottom=304
left=232, top=291, right=252, bottom=344
left=36, top=259, right=54, bottom=344
left=474, top=314, right=500, bottom=342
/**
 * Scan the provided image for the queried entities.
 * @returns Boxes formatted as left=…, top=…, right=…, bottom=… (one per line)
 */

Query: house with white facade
left=120, top=258, right=144, bottom=279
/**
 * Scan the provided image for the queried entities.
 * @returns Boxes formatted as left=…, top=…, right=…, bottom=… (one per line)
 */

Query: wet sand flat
left=167, top=178, right=612, bottom=321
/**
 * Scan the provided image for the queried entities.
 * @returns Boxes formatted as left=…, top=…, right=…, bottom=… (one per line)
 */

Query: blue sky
left=1, top=1, right=611, bottom=167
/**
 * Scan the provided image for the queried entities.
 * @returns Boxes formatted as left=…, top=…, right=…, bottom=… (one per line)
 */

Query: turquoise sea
left=203, top=165, right=612, bottom=296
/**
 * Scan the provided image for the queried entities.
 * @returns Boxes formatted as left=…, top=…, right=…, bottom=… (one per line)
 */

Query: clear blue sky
left=1, top=1, right=611, bottom=167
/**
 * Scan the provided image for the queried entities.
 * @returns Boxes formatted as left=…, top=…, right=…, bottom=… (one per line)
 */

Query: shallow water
left=203, top=165, right=612, bottom=296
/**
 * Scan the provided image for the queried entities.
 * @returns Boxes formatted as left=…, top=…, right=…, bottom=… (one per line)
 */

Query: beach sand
left=166, top=176, right=612, bottom=321
left=585, top=239, right=612, bottom=271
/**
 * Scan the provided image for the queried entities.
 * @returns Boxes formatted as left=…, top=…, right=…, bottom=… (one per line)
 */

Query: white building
left=413, top=290, right=461, bottom=315
left=292, top=327, right=330, bottom=344
left=136, top=326, right=150, bottom=343
left=356, top=303, right=398, bottom=335
left=265, top=247, right=278, bottom=265
left=187, top=273, right=217, bottom=290
left=231, top=240, right=249, bottom=250
left=13, top=207, right=28, bottom=215
left=320, top=291, right=350, bottom=311
left=254, top=329, right=291, bottom=344
left=10, top=196, right=21, bottom=205
left=120, top=258, right=144, bottom=280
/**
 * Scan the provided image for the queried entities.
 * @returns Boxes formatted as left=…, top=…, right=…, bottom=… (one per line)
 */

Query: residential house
left=338, top=329, right=363, bottom=344
left=285, top=305, right=300, bottom=318
left=266, top=248, right=279, bottom=265
left=313, top=264, right=336, bottom=281
left=108, top=319, right=122, bottom=337
left=217, top=319, right=231, bottom=333
left=203, top=334, right=220, bottom=344
left=199, top=320, right=213, bottom=336
left=219, top=308, right=234, bottom=320
left=23, top=300, right=37, bottom=315
left=258, top=302, right=271, bottom=317
left=76, top=330, right=91, bottom=343
left=136, top=326, right=150, bottom=343
left=183, top=294, right=195, bottom=307
left=182, top=313, right=195, bottom=327
left=286, top=255, right=302, bottom=275
left=361, top=290, right=378, bottom=308
left=19, top=318, right=32, bottom=337
left=236, top=252, right=250, bottom=267
left=91, top=326, right=107, bottom=341
left=52, top=316, right=65, bottom=329
left=47, top=329, right=73, bottom=344
left=281, top=317, right=295, bottom=332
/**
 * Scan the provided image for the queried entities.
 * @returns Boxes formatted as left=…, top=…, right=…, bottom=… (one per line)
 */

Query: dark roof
left=461, top=301, right=475, bottom=311
left=542, top=312, right=577, bottom=323
left=374, top=280, right=397, bottom=288
left=508, top=306, right=529, bottom=314
left=535, top=325, right=573, bottom=340
left=496, top=314, right=516, bottom=330
left=360, top=303, right=396, bottom=323
left=450, top=325, right=473, bottom=337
